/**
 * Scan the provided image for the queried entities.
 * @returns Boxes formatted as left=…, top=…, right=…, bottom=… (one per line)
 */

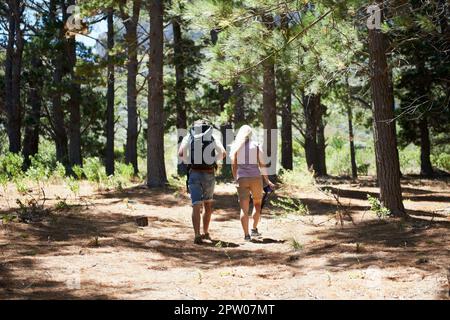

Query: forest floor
left=0, top=176, right=449, bottom=300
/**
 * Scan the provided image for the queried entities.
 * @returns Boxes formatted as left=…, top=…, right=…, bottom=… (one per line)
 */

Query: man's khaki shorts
left=237, top=176, right=263, bottom=202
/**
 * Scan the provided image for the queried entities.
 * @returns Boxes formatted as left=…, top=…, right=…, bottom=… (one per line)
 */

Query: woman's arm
left=231, top=155, right=238, bottom=182
left=258, top=147, right=275, bottom=188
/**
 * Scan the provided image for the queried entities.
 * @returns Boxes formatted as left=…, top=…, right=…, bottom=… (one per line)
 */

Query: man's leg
left=189, top=172, right=203, bottom=243
left=201, top=173, right=215, bottom=237
left=203, top=201, right=213, bottom=235
left=192, top=204, right=202, bottom=238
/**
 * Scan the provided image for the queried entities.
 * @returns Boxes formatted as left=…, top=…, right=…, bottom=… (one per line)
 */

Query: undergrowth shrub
left=279, top=168, right=315, bottom=188
left=432, top=153, right=450, bottom=172
left=367, top=195, right=390, bottom=219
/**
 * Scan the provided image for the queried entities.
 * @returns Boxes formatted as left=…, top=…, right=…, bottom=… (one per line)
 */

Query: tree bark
left=280, top=72, right=293, bottom=171
left=210, top=29, right=232, bottom=177
left=5, top=0, right=25, bottom=153
left=173, top=16, right=188, bottom=176
left=303, top=94, right=320, bottom=174
left=105, top=9, right=115, bottom=176
left=368, top=3, right=405, bottom=216
left=147, top=0, right=167, bottom=187
left=233, top=82, right=245, bottom=128
left=419, top=116, right=433, bottom=177
left=316, top=104, right=327, bottom=176
left=122, top=0, right=141, bottom=175
left=22, top=56, right=43, bottom=169
left=262, top=14, right=277, bottom=178
left=262, top=59, right=277, bottom=177
left=347, top=104, right=358, bottom=179
left=279, top=13, right=293, bottom=171
left=67, top=18, right=82, bottom=168
left=51, top=0, right=69, bottom=168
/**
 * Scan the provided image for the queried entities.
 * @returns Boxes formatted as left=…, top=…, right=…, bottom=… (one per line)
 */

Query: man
left=178, top=120, right=226, bottom=244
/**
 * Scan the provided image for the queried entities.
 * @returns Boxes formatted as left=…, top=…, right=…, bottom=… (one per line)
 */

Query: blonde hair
left=230, top=125, right=254, bottom=160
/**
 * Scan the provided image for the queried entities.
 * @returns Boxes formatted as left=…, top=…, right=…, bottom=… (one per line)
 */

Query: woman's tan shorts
left=237, top=177, right=263, bottom=202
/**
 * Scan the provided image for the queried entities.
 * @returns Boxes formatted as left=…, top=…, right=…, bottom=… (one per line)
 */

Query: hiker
left=230, top=125, right=275, bottom=241
left=178, top=120, right=226, bottom=245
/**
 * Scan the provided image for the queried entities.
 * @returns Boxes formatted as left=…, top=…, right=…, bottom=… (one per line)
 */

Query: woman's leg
left=239, top=197, right=250, bottom=237
left=250, top=177, right=264, bottom=230
left=252, top=200, right=262, bottom=230
left=237, top=180, right=251, bottom=237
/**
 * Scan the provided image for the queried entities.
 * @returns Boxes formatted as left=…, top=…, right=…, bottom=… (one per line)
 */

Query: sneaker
left=201, top=233, right=212, bottom=241
left=194, top=235, right=203, bottom=245
left=251, top=228, right=262, bottom=237
left=244, top=235, right=251, bottom=241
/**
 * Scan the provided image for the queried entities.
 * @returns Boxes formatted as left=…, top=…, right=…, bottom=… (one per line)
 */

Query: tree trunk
left=211, top=29, right=232, bottom=178
left=67, top=34, right=82, bottom=168
left=279, top=13, right=293, bottom=171
left=230, top=83, right=245, bottom=176
left=51, top=0, right=69, bottom=168
left=173, top=16, right=188, bottom=176
left=147, top=0, right=167, bottom=188
left=262, top=59, right=277, bottom=177
left=419, top=116, right=433, bottom=177
left=5, top=0, right=24, bottom=154
left=105, top=9, right=115, bottom=176
left=316, top=104, right=327, bottom=176
left=218, top=84, right=231, bottom=177
left=22, top=56, right=43, bottom=170
left=220, top=122, right=232, bottom=177
left=279, top=72, right=293, bottom=171
left=123, top=0, right=141, bottom=175
left=233, top=82, right=245, bottom=128
left=303, top=94, right=319, bottom=174
left=368, top=3, right=405, bottom=217
left=347, top=104, right=358, bottom=179
left=262, top=14, right=277, bottom=178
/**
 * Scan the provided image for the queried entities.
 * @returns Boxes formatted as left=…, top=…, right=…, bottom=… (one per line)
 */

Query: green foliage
left=0, top=152, right=24, bottom=181
left=66, top=177, right=81, bottom=197
left=105, top=162, right=135, bottom=191
left=82, top=157, right=107, bottom=186
left=270, top=197, right=310, bottom=216
left=55, top=200, right=70, bottom=211
left=167, top=175, right=186, bottom=191
left=72, top=165, right=84, bottom=180
left=289, top=238, right=303, bottom=251
left=115, top=162, right=134, bottom=181
left=53, top=162, right=67, bottom=181
left=431, top=153, right=450, bottom=172
left=1, top=213, right=17, bottom=224
left=30, top=142, right=58, bottom=172
left=367, top=195, right=390, bottom=219
left=399, top=145, right=421, bottom=174
left=279, top=168, right=315, bottom=188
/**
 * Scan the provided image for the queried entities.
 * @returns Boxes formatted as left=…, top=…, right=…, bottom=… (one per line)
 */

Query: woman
left=230, top=125, right=275, bottom=241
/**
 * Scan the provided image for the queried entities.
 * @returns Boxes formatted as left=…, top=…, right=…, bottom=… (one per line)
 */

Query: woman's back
left=236, top=140, right=261, bottom=180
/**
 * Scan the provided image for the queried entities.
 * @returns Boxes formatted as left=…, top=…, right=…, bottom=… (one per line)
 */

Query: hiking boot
left=201, top=233, right=212, bottom=241
left=244, top=235, right=251, bottom=242
left=251, top=228, right=262, bottom=237
left=194, top=235, right=204, bottom=245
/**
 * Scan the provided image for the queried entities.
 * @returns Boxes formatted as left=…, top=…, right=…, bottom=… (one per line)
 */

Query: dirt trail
left=0, top=178, right=449, bottom=299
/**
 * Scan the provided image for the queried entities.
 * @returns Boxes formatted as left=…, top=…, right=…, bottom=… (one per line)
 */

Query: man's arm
left=215, top=139, right=227, bottom=161
left=178, top=144, right=184, bottom=158
left=178, top=136, right=188, bottom=160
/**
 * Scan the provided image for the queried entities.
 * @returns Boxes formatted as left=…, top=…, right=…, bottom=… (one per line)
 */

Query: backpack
left=188, top=123, right=217, bottom=170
